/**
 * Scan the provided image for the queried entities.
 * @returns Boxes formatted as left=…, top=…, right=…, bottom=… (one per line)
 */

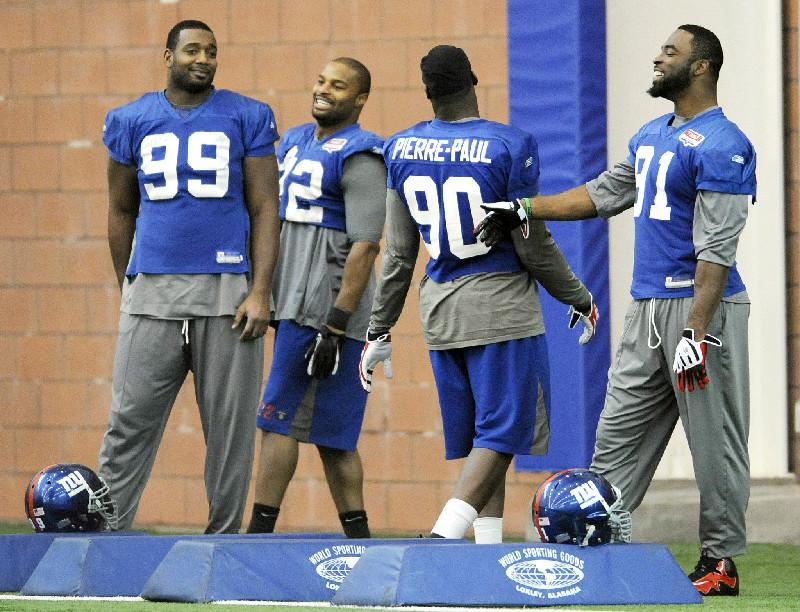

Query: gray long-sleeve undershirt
left=369, top=189, right=591, bottom=350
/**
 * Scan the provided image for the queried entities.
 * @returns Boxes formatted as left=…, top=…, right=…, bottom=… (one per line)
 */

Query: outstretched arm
left=530, top=185, right=599, bottom=220
left=475, top=161, right=637, bottom=245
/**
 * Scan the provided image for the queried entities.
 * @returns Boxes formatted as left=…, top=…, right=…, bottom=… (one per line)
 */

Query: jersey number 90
left=140, top=131, right=231, bottom=201
left=402, top=175, right=490, bottom=260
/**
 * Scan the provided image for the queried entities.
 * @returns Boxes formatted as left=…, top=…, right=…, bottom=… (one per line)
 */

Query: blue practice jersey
left=278, top=123, right=383, bottom=232
left=384, top=118, right=539, bottom=282
left=103, top=88, right=279, bottom=275
left=627, top=108, right=756, bottom=298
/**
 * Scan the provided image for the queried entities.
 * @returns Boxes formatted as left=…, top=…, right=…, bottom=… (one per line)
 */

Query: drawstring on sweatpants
left=181, top=319, right=191, bottom=364
left=647, top=298, right=662, bottom=349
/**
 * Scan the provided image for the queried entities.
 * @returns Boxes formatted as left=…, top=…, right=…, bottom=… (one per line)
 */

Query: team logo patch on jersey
left=524, top=156, right=533, bottom=168
left=322, top=138, right=347, bottom=153
left=731, top=154, right=745, bottom=164
left=678, top=128, right=705, bottom=147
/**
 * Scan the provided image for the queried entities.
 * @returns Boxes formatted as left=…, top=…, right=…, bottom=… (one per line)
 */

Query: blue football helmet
left=25, top=464, right=118, bottom=533
left=531, top=468, right=631, bottom=546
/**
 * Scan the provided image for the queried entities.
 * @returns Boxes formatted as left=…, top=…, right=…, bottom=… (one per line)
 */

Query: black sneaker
left=688, top=553, right=739, bottom=596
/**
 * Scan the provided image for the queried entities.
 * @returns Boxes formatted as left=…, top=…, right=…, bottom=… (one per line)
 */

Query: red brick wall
left=0, top=0, right=547, bottom=536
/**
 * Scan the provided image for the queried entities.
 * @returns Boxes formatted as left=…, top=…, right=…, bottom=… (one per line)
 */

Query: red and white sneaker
left=688, top=553, right=739, bottom=596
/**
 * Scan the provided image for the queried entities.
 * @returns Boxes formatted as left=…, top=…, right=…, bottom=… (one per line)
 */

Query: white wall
left=605, top=1, right=788, bottom=478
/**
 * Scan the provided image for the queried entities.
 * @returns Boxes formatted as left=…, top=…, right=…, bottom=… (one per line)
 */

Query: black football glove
left=305, top=326, right=345, bottom=379
left=473, top=200, right=529, bottom=247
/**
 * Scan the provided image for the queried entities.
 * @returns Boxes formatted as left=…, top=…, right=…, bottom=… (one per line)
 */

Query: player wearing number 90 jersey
left=103, top=88, right=278, bottom=275
left=365, top=45, right=594, bottom=544
left=384, top=119, right=536, bottom=282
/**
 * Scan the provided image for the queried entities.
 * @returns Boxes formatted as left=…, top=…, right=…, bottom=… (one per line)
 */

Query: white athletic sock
left=473, top=516, right=503, bottom=544
left=431, top=498, right=479, bottom=539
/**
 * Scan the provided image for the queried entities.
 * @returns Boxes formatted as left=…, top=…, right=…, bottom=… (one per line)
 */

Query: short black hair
left=166, top=20, right=214, bottom=51
left=331, top=57, right=371, bottom=94
left=679, top=24, right=723, bottom=80
left=420, top=45, right=478, bottom=100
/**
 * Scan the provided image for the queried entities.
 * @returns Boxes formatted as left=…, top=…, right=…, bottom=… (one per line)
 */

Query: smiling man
left=99, top=20, right=281, bottom=533
left=476, top=25, right=755, bottom=595
left=246, top=59, right=386, bottom=539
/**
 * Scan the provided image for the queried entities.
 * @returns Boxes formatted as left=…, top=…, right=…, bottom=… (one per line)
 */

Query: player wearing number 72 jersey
left=362, top=45, right=596, bottom=543
left=99, top=20, right=280, bottom=534
left=476, top=25, right=755, bottom=594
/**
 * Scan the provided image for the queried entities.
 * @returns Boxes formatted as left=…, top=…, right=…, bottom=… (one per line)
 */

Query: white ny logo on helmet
left=57, top=470, right=90, bottom=498
left=570, top=481, right=606, bottom=510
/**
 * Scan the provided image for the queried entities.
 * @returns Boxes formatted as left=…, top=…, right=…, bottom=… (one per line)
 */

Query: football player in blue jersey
left=477, top=25, right=752, bottom=594
left=246, top=58, right=386, bottom=539
left=99, top=20, right=281, bottom=533
left=359, top=45, right=597, bottom=544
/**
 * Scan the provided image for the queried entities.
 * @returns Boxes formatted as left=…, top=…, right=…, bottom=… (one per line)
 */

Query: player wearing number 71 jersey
left=361, top=45, right=596, bottom=544
left=476, top=25, right=755, bottom=594
left=99, top=20, right=280, bottom=533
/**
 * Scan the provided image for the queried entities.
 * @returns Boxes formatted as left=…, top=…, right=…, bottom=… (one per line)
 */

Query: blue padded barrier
left=18, top=532, right=342, bottom=597
left=0, top=531, right=139, bottom=592
left=141, top=538, right=456, bottom=603
left=332, top=543, right=702, bottom=607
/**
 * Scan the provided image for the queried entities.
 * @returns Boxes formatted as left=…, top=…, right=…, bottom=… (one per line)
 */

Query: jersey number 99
left=140, top=131, right=231, bottom=201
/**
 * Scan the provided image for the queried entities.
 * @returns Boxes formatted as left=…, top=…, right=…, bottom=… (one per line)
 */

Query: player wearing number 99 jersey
left=103, top=88, right=277, bottom=275
left=97, top=20, right=281, bottom=534
left=364, top=45, right=594, bottom=544
left=384, top=118, right=534, bottom=282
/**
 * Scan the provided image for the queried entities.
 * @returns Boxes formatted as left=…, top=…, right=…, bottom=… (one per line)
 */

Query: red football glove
left=673, top=329, right=722, bottom=392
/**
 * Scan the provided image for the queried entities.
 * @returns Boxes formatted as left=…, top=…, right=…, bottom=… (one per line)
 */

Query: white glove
left=672, top=329, right=722, bottom=373
left=567, top=299, right=599, bottom=345
left=358, top=331, right=393, bottom=392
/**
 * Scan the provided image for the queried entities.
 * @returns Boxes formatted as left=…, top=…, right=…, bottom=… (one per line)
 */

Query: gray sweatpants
left=590, top=297, right=750, bottom=558
left=98, top=314, right=264, bottom=533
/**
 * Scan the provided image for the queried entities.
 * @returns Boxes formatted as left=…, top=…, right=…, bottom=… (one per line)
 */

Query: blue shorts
left=257, top=320, right=368, bottom=451
left=429, top=335, right=551, bottom=459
